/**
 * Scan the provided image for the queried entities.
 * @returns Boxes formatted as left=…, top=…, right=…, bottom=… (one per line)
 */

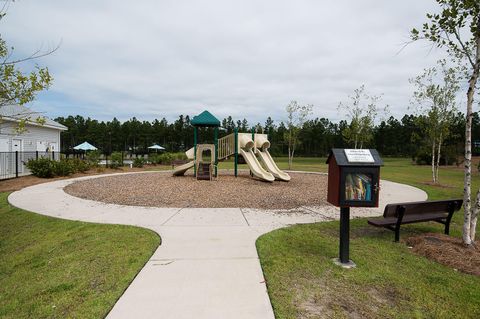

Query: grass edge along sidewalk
left=0, top=192, right=160, bottom=319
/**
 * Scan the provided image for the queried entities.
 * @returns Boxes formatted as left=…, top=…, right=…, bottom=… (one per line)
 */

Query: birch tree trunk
left=288, top=128, right=293, bottom=169
left=432, top=141, right=436, bottom=183
left=463, top=78, right=474, bottom=245
left=288, top=146, right=292, bottom=170
left=463, top=57, right=480, bottom=245
left=435, top=133, right=442, bottom=182
left=291, top=148, right=295, bottom=170
left=471, top=189, right=480, bottom=242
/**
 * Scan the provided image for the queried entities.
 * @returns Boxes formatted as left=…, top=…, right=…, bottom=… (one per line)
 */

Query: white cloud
left=3, top=0, right=446, bottom=124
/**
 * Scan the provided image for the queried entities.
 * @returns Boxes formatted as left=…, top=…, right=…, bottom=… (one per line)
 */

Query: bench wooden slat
left=368, top=212, right=448, bottom=226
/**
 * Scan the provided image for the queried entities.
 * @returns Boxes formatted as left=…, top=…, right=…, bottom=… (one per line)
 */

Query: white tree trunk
left=435, top=134, right=442, bottom=182
left=432, top=141, right=436, bottom=183
left=470, top=189, right=480, bottom=242
left=463, top=15, right=480, bottom=245
left=291, top=148, right=295, bottom=170
left=288, top=146, right=292, bottom=170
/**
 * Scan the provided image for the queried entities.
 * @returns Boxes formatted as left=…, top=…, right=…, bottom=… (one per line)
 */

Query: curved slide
left=239, top=149, right=275, bottom=182
left=172, top=160, right=194, bottom=176
left=254, top=134, right=290, bottom=181
left=172, top=147, right=195, bottom=176
left=256, top=149, right=291, bottom=181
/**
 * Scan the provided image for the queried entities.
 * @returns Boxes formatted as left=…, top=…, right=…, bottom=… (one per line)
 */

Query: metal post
left=52, top=151, right=55, bottom=161
left=250, top=128, right=255, bottom=177
left=36, top=151, right=38, bottom=160
left=214, top=127, right=218, bottom=177
left=234, top=128, right=238, bottom=177
left=193, top=126, right=197, bottom=177
left=15, top=151, right=18, bottom=178
left=335, top=207, right=356, bottom=268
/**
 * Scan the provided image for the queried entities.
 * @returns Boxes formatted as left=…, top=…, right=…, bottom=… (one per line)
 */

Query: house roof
left=190, top=110, right=221, bottom=127
left=326, top=148, right=383, bottom=166
left=0, top=104, right=67, bottom=131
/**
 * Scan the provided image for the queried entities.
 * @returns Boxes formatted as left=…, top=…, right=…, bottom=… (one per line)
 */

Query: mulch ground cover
left=64, top=171, right=329, bottom=209
left=405, top=233, right=480, bottom=276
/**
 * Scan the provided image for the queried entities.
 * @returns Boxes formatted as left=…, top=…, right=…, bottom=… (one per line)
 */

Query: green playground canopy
left=190, top=110, right=220, bottom=127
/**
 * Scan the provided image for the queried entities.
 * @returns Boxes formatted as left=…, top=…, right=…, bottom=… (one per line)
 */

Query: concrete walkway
left=8, top=172, right=427, bottom=319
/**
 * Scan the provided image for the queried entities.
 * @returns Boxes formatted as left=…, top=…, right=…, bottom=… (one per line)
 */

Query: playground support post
left=214, top=127, right=218, bottom=177
left=234, top=128, right=238, bottom=177
left=250, top=128, right=255, bottom=177
left=193, top=127, right=197, bottom=177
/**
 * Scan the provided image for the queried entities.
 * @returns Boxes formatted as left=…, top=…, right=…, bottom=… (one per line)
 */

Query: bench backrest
left=383, top=199, right=463, bottom=218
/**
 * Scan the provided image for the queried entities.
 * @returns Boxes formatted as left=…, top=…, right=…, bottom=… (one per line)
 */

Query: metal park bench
left=367, top=199, right=463, bottom=242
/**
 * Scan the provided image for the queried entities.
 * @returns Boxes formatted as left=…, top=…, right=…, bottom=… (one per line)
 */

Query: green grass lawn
left=0, top=193, right=160, bottom=319
left=256, top=157, right=480, bottom=318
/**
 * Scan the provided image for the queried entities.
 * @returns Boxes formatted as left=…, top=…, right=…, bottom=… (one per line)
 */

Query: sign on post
left=344, top=149, right=375, bottom=163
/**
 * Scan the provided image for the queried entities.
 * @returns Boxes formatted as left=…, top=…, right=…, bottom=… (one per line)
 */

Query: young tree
left=411, top=0, right=480, bottom=244
left=284, top=100, right=313, bottom=169
left=338, top=85, right=386, bottom=149
left=0, top=2, right=55, bottom=131
left=410, top=60, right=460, bottom=183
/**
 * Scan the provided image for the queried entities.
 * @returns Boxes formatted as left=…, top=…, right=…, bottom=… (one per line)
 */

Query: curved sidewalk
left=8, top=172, right=427, bottom=319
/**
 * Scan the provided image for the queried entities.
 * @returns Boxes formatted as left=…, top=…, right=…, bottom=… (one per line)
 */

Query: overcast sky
left=3, top=0, right=447, bottom=125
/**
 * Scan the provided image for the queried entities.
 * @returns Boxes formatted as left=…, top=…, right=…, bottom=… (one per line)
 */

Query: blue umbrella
left=148, top=144, right=165, bottom=151
left=73, top=141, right=98, bottom=151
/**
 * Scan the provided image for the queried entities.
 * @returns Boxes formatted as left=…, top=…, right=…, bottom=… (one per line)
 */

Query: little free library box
left=326, top=149, right=384, bottom=267
left=326, top=149, right=384, bottom=208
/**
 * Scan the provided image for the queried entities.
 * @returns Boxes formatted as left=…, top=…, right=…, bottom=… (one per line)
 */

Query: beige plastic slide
left=254, top=134, right=291, bottom=181
left=238, top=133, right=275, bottom=182
left=172, top=160, right=194, bottom=176
left=172, top=147, right=195, bottom=176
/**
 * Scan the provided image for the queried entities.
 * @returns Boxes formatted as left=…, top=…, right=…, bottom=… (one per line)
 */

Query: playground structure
left=173, top=110, right=290, bottom=182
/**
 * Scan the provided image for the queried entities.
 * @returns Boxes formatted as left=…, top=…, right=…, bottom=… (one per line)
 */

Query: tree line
left=54, top=112, right=480, bottom=163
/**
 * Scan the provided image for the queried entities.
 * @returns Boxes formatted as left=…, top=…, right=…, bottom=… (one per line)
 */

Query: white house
left=0, top=104, right=67, bottom=178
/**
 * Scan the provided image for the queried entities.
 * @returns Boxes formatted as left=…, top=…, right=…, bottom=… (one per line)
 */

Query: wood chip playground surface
left=64, top=170, right=329, bottom=209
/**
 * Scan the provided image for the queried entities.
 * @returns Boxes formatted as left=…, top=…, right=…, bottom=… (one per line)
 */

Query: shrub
left=415, top=151, right=456, bottom=166
left=53, top=160, right=75, bottom=176
left=109, top=152, right=123, bottom=169
left=133, top=157, right=145, bottom=168
left=26, top=158, right=55, bottom=178
left=158, top=153, right=173, bottom=164
left=172, top=152, right=188, bottom=161
left=71, top=158, right=90, bottom=173
left=148, top=154, right=160, bottom=165
left=415, top=152, right=431, bottom=165
left=27, top=158, right=88, bottom=177
left=86, top=150, right=101, bottom=167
